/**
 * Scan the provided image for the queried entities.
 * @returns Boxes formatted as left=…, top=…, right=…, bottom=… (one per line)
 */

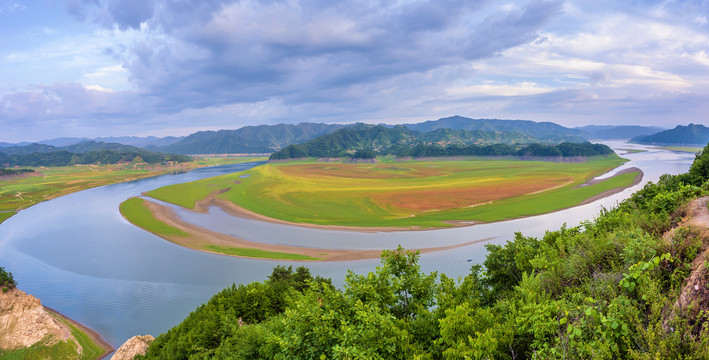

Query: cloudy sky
left=1, top=0, right=708, bottom=142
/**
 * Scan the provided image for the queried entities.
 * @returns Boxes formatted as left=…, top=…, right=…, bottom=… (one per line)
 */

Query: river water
left=0, top=142, right=696, bottom=348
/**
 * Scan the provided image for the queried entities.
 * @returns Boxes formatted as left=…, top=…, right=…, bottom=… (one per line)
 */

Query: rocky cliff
left=0, top=288, right=73, bottom=350
left=111, top=335, right=154, bottom=360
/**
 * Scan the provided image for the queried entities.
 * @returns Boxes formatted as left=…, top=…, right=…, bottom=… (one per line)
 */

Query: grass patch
left=202, top=245, right=321, bottom=261
left=660, top=146, right=703, bottom=153
left=146, top=156, right=634, bottom=229
left=617, top=148, right=647, bottom=154
left=0, top=315, right=105, bottom=360
left=120, top=197, right=189, bottom=237
left=0, top=211, right=16, bottom=224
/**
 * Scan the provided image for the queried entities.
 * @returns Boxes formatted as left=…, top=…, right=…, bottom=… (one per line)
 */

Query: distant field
left=660, top=146, right=703, bottom=153
left=146, top=156, right=636, bottom=229
left=0, top=156, right=266, bottom=224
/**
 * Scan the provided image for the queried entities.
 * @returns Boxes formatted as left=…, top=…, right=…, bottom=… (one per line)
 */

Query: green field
left=119, top=197, right=189, bottom=237
left=146, top=156, right=636, bottom=229
left=202, top=245, right=321, bottom=261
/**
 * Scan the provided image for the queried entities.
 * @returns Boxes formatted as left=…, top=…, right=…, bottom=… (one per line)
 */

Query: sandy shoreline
left=139, top=199, right=491, bottom=261
left=44, top=306, right=114, bottom=359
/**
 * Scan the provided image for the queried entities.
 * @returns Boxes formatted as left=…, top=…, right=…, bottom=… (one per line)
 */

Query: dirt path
left=669, top=197, right=709, bottom=316
left=142, top=199, right=493, bottom=261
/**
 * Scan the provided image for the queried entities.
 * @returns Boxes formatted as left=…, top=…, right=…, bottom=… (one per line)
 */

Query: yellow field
left=146, top=156, right=639, bottom=229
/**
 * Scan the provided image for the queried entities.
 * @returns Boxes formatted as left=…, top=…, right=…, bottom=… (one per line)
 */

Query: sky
left=1, top=0, right=708, bottom=142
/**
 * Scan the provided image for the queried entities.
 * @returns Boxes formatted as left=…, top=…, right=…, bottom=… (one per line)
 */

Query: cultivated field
left=146, top=156, right=639, bottom=229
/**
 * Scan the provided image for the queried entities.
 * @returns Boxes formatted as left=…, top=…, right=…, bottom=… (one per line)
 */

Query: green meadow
left=119, top=197, right=189, bottom=237
left=202, top=245, right=321, bottom=261
left=146, top=156, right=637, bottom=229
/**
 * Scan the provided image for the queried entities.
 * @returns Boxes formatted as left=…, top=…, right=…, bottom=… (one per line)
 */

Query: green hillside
left=156, top=123, right=347, bottom=154
left=633, top=124, right=709, bottom=145
left=404, top=115, right=588, bottom=142
left=270, top=123, right=614, bottom=160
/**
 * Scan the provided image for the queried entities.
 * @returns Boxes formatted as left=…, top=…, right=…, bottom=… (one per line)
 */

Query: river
left=0, top=141, right=695, bottom=348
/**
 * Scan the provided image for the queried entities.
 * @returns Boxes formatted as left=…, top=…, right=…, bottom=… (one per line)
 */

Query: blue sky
left=1, top=0, right=708, bottom=142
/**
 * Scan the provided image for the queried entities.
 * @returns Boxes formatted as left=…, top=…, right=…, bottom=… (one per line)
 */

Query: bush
left=0, top=266, right=16, bottom=289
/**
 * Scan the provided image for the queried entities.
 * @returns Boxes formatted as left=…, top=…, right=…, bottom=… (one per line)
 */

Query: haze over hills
left=153, top=116, right=592, bottom=154
left=401, top=116, right=588, bottom=143
left=632, top=124, right=709, bottom=145
left=152, top=123, right=348, bottom=154
left=4, top=117, right=684, bottom=155
left=576, top=125, right=665, bottom=140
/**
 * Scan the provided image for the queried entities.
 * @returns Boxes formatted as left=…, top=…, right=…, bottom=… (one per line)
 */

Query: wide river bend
left=0, top=141, right=695, bottom=348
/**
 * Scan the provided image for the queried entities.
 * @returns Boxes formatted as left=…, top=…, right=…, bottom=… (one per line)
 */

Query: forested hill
left=632, top=123, right=709, bottom=145
left=0, top=141, right=191, bottom=167
left=403, top=115, right=588, bottom=142
left=269, top=124, right=613, bottom=160
left=146, top=117, right=587, bottom=154
left=153, top=123, right=347, bottom=154
left=138, top=143, right=709, bottom=359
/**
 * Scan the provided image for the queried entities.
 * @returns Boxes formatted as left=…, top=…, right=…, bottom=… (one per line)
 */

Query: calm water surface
left=0, top=142, right=695, bottom=348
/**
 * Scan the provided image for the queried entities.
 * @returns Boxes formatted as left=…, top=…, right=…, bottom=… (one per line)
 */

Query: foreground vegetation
left=147, top=156, right=635, bottom=229
left=139, top=143, right=709, bottom=359
left=0, top=157, right=265, bottom=224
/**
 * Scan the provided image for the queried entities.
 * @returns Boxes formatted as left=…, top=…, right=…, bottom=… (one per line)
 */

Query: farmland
left=145, top=156, right=640, bottom=229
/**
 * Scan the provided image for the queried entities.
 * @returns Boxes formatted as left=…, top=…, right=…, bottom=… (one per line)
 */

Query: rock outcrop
left=111, top=334, right=155, bottom=360
left=0, top=288, right=72, bottom=349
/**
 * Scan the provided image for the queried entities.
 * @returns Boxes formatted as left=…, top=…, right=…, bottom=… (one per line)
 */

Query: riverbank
left=0, top=157, right=266, bottom=224
left=0, top=288, right=112, bottom=359
left=44, top=306, right=114, bottom=359
left=125, top=198, right=491, bottom=261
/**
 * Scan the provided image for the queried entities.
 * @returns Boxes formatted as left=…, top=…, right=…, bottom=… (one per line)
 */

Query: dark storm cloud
left=68, top=0, right=563, bottom=113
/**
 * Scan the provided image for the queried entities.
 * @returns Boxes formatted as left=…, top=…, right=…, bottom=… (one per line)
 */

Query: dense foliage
left=632, top=123, right=709, bottom=145
left=0, top=147, right=191, bottom=167
left=270, top=123, right=614, bottom=160
left=142, top=144, right=709, bottom=359
left=0, top=266, right=16, bottom=291
left=0, top=168, right=34, bottom=176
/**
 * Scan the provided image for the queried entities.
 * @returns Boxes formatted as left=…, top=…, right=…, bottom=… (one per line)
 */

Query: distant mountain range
left=270, top=123, right=614, bottom=160
left=0, top=141, right=191, bottom=167
left=2, top=117, right=688, bottom=155
left=402, top=116, right=588, bottom=143
left=576, top=125, right=665, bottom=140
left=632, top=124, right=709, bottom=146
left=152, top=123, right=347, bottom=154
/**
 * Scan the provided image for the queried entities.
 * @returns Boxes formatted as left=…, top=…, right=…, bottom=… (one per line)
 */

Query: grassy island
left=145, top=156, right=639, bottom=229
